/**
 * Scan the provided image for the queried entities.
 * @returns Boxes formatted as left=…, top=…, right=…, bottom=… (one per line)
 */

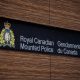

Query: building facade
left=0, top=0, right=80, bottom=80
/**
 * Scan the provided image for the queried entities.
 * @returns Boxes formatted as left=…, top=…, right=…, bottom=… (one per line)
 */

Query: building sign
left=0, top=17, right=80, bottom=57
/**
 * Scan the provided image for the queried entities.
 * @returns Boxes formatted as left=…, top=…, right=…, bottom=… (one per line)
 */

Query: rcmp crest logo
left=0, top=22, right=15, bottom=48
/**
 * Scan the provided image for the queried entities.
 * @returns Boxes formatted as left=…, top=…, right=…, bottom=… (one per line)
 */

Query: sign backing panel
left=0, top=17, right=80, bottom=57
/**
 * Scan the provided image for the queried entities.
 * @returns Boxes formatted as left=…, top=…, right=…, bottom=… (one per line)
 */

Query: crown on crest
left=4, top=21, right=11, bottom=29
